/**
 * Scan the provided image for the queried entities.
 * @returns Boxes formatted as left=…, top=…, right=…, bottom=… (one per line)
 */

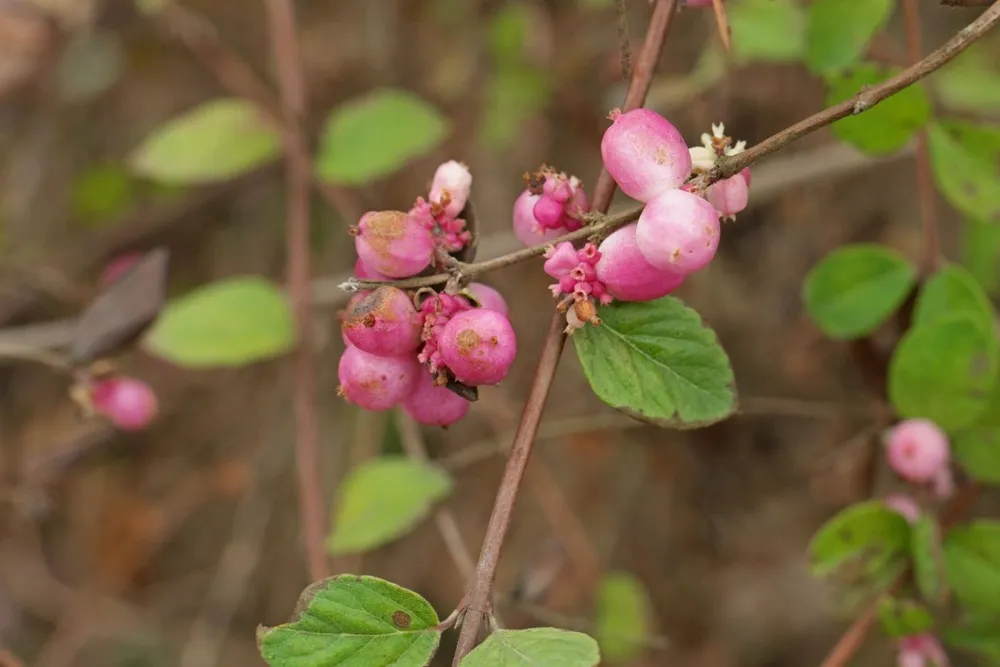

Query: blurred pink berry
left=468, top=283, right=509, bottom=318
left=932, top=467, right=955, bottom=501
left=98, top=252, right=143, bottom=288
left=337, top=346, right=419, bottom=411
left=353, top=210, right=434, bottom=279
left=429, top=160, right=473, bottom=218
left=885, top=419, right=950, bottom=484
left=342, top=286, right=422, bottom=357
left=439, top=309, right=517, bottom=385
left=707, top=172, right=749, bottom=219
left=402, top=370, right=470, bottom=427
left=636, top=188, right=721, bottom=274
left=595, top=223, right=685, bottom=301
left=898, top=634, right=949, bottom=667
left=601, top=108, right=692, bottom=203
left=91, top=376, right=158, bottom=431
left=354, top=257, right=390, bottom=282
left=884, top=493, right=920, bottom=524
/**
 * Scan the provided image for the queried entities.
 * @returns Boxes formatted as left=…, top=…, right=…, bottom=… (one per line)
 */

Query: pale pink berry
left=429, top=160, right=473, bottom=218
left=468, top=283, right=509, bottom=318
left=884, top=493, right=920, bottom=524
left=595, top=223, right=685, bottom=301
left=337, top=346, right=419, bottom=411
left=635, top=188, right=721, bottom=274
left=439, top=309, right=517, bottom=385
left=98, top=252, right=143, bottom=288
left=353, top=210, right=434, bottom=279
left=513, top=190, right=565, bottom=246
left=342, top=286, right=422, bottom=356
left=898, top=634, right=949, bottom=667
left=601, top=108, right=692, bottom=203
left=707, top=172, right=749, bottom=218
left=91, top=376, right=158, bottom=431
left=402, top=370, right=470, bottom=427
left=354, top=257, right=390, bottom=282
left=740, top=167, right=751, bottom=188
left=885, top=419, right=950, bottom=484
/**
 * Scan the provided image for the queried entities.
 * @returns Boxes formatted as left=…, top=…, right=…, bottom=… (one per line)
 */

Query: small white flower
left=689, top=146, right=717, bottom=172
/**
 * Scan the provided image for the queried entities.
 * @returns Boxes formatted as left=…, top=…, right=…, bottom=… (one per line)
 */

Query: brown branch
left=262, top=0, right=328, bottom=582
left=942, top=0, right=993, bottom=6
left=710, top=0, right=732, bottom=53
left=450, top=1, right=680, bottom=662
left=615, top=0, right=633, bottom=81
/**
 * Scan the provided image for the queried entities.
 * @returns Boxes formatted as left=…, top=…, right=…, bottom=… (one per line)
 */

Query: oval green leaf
left=876, top=596, right=935, bottom=638
left=961, top=218, right=1000, bottom=295
left=316, top=88, right=449, bottom=185
left=911, top=515, right=946, bottom=606
left=928, top=120, right=1000, bottom=224
left=572, top=297, right=736, bottom=428
left=257, top=575, right=441, bottom=667
left=954, top=427, right=1000, bottom=485
left=802, top=243, right=917, bottom=340
left=943, top=615, right=1000, bottom=663
left=460, top=628, right=600, bottom=667
left=729, top=0, right=805, bottom=63
left=809, top=500, right=911, bottom=580
left=913, top=263, right=996, bottom=331
left=932, top=42, right=1000, bottom=115
left=888, top=313, right=999, bottom=431
left=944, top=520, right=1000, bottom=615
left=327, top=456, right=452, bottom=556
left=129, top=98, right=280, bottom=184
left=595, top=571, right=652, bottom=663
left=143, top=277, right=295, bottom=368
left=805, top=0, right=895, bottom=74
left=825, top=63, right=931, bottom=155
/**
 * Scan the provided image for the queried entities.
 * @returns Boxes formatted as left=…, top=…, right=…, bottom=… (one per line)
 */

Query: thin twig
left=709, top=0, right=732, bottom=53
left=262, top=0, right=328, bottom=582
left=615, top=0, right=633, bottom=81
left=942, top=0, right=992, bottom=6
left=451, top=2, right=680, bottom=662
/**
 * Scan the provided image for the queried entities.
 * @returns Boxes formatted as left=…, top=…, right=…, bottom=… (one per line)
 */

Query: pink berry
left=354, top=257, right=390, bottom=282
left=353, top=210, right=434, bottom=279
left=707, top=172, right=749, bottom=218
left=467, top=283, right=509, bottom=318
left=342, top=286, right=422, bottom=356
left=740, top=167, right=751, bottom=188
left=883, top=493, right=920, bottom=524
left=885, top=419, right=950, bottom=484
left=98, top=252, right=143, bottom=288
left=91, top=376, right=158, bottom=431
left=897, top=634, right=949, bottom=667
left=595, top=223, right=685, bottom=301
left=601, top=108, right=692, bottom=203
left=337, top=346, right=419, bottom=411
left=429, top=160, right=473, bottom=218
left=635, top=188, right=721, bottom=274
left=513, top=190, right=565, bottom=246
left=402, top=370, right=470, bottom=427
left=439, top=309, right=517, bottom=385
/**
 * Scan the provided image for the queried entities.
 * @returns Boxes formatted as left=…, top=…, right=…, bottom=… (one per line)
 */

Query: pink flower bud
left=543, top=242, right=582, bottom=279
left=337, top=346, right=420, bottom=411
left=467, top=283, right=509, bottom=318
left=402, top=370, right=470, bottom=427
left=707, top=172, right=750, bottom=219
left=601, top=108, right=692, bottom=203
left=513, top=190, right=566, bottom=246
left=429, top=160, right=473, bottom=218
left=439, top=309, right=517, bottom=385
left=595, top=223, right=685, bottom=302
left=353, top=210, right=434, bottom=279
left=635, top=188, right=721, bottom=274
left=342, top=286, right=423, bottom=356
left=533, top=195, right=565, bottom=228
left=885, top=419, right=950, bottom=484
left=91, top=376, right=158, bottom=431
left=884, top=493, right=920, bottom=524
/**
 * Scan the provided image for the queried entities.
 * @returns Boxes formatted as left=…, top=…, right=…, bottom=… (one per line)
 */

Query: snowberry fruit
left=513, top=190, right=566, bottom=246
left=439, top=308, right=517, bottom=385
left=635, top=188, right=721, bottom=274
left=342, top=286, right=422, bottom=356
left=353, top=210, right=434, bottom=279
left=885, top=419, right=950, bottom=484
left=429, top=160, right=473, bottom=218
left=707, top=172, right=749, bottom=219
left=601, top=108, right=692, bottom=203
left=354, top=257, right=390, bottom=282
left=467, top=283, right=509, bottom=318
left=595, top=223, right=685, bottom=301
left=337, top=346, right=419, bottom=411
left=91, top=376, right=158, bottom=431
left=402, top=370, right=470, bottom=427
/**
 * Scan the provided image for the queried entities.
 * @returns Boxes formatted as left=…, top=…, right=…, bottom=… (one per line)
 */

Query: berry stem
left=450, top=0, right=680, bottom=662
left=263, top=0, right=329, bottom=582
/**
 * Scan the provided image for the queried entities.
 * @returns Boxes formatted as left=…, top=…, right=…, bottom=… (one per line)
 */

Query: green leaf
left=488, top=4, right=532, bottom=63
left=961, top=218, right=1000, bottom=295
left=129, top=98, right=281, bottom=184
left=316, top=88, right=449, bottom=185
left=888, top=313, right=999, bottom=431
left=72, top=163, right=136, bottom=228
left=327, top=456, right=452, bottom=555
left=805, top=0, right=895, bottom=74
left=928, top=120, right=1000, bottom=224
left=460, top=628, right=600, bottom=667
left=913, top=263, right=996, bottom=331
left=802, top=243, right=917, bottom=340
left=912, top=515, right=946, bottom=605
left=257, top=575, right=441, bottom=667
left=877, top=596, right=935, bottom=638
left=824, top=63, right=931, bottom=155
left=809, top=501, right=911, bottom=583
left=143, top=277, right=295, bottom=368
left=728, top=0, right=805, bottom=63
left=954, top=427, right=1000, bottom=485
left=944, top=614, right=1000, bottom=663
left=932, top=41, right=1000, bottom=115
left=944, top=520, right=1000, bottom=615
left=595, top=571, right=651, bottom=663
left=572, top=297, right=736, bottom=428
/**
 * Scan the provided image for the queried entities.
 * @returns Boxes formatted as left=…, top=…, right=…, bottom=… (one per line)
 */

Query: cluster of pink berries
left=512, top=108, right=750, bottom=333
left=337, top=163, right=518, bottom=427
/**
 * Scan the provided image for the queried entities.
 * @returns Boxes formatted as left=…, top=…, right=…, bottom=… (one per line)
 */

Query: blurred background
left=0, top=0, right=997, bottom=665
